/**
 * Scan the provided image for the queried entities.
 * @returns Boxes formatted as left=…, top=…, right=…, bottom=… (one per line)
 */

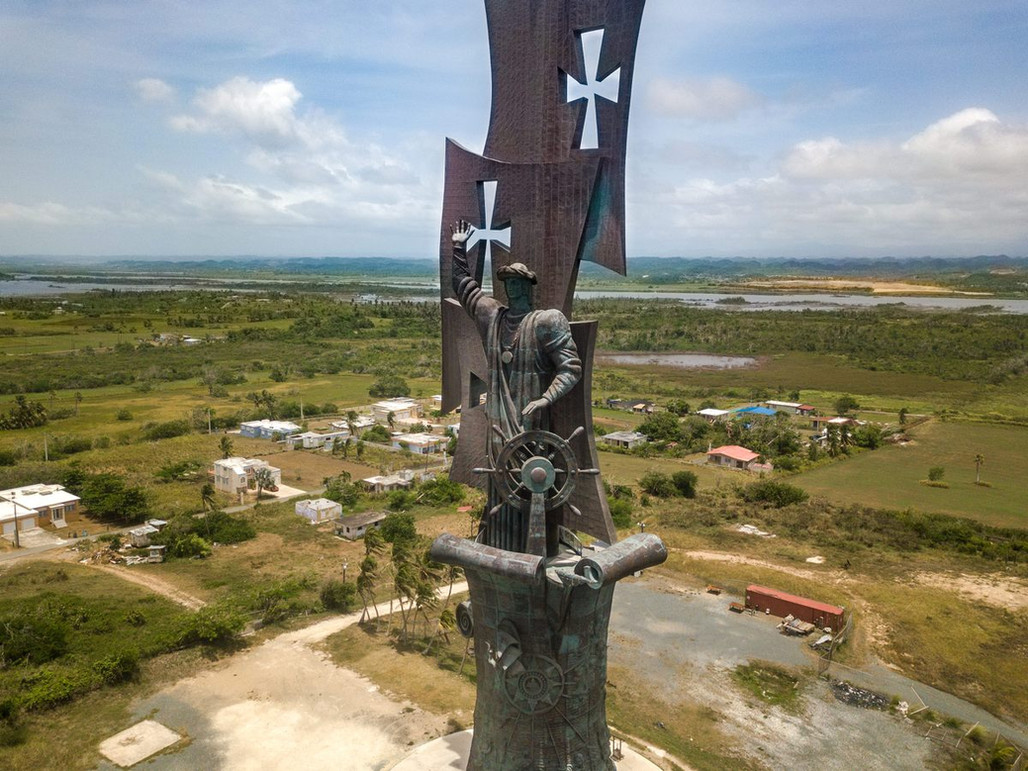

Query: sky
left=1, top=1, right=1026, bottom=260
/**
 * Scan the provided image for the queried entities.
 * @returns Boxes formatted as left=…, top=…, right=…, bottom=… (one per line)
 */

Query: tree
left=0, top=396, right=48, bottom=430
left=357, top=528, right=385, bottom=625
left=665, top=398, right=691, bottom=416
left=387, top=411, right=396, bottom=430
left=834, top=395, right=860, bottom=415
left=928, top=466, right=945, bottom=482
left=219, top=436, right=234, bottom=458
left=369, top=375, right=410, bottom=398
left=74, top=391, right=83, bottom=415
left=898, top=407, right=908, bottom=425
left=637, top=411, right=683, bottom=443
left=355, top=440, right=365, bottom=460
left=974, top=453, right=984, bottom=485
left=80, top=473, right=150, bottom=524
left=200, top=483, right=216, bottom=513
left=252, top=466, right=274, bottom=499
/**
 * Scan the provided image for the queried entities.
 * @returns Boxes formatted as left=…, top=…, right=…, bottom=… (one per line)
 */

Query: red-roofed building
left=745, top=585, right=845, bottom=630
left=706, top=445, right=760, bottom=470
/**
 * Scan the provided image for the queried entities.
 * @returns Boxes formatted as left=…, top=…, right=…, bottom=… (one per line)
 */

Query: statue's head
left=498, top=262, right=536, bottom=307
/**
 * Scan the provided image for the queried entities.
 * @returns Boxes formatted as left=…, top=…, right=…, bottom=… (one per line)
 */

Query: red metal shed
left=745, top=585, right=845, bottom=630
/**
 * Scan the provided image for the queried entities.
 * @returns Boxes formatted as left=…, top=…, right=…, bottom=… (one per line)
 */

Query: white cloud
left=170, top=77, right=341, bottom=150
left=135, top=78, right=176, bottom=103
left=0, top=201, right=115, bottom=226
left=646, top=76, right=762, bottom=121
left=631, top=108, right=1028, bottom=256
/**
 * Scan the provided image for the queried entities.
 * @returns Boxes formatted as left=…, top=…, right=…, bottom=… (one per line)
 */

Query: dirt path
left=680, top=549, right=846, bottom=583
left=88, top=564, right=207, bottom=610
left=100, top=583, right=468, bottom=771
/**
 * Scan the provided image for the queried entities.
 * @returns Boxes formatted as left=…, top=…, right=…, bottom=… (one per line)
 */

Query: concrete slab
left=99, top=720, right=182, bottom=767
left=390, top=730, right=662, bottom=770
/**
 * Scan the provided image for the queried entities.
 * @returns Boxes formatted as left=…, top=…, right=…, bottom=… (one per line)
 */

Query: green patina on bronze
left=429, top=2, right=665, bottom=768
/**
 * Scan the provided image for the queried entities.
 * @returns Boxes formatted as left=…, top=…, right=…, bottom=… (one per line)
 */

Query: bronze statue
left=451, top=218, right=583, bottom=553
left=426, top=2, right=665, bottom=768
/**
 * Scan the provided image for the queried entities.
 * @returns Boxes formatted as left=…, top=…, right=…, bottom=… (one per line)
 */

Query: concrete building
left=764, top=401, right=816, bottom=416
left=361, top=470, right=415, bottom=494
left=212, top=457, right=282, bottom=496
left=129, top=524, right=159, bottom=548
left=392, top=432, right=443, bottom=454
left=288, top=429, right=350, bottom=450
left=697, top=408, right=731, bottom=422
left=371, top=398, right=421, bottom=424
left=239, top=419, right=301, bottom=440
left=295, top=498, right=342, bottom=524
left=0, top=483, right=79, bottom=535
left=600, top=430, right=649, bottom=450
left=336, top=511, right=388, bottom=540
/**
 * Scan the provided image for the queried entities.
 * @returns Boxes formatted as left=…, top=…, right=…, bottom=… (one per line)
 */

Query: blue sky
left=1, top=1, right=1026, bottom=259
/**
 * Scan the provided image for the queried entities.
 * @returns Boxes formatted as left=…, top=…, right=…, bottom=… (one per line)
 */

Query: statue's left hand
left=521, top=399, right=548, bottom=419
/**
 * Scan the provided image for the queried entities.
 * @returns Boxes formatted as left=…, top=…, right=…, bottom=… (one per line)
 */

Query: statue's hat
left=497, top=262, right=537, bottom=284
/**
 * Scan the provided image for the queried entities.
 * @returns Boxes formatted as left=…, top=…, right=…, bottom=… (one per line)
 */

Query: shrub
left=609, top=497, right=633, bottom=529
left=0, top=613, right=69, bottom=666
left=418, top=476, right=466, bottom=505
left=320, top=579, right=358, bottom=612
left=178, top=605, right=245, bottom=645
left=639, top=471, right=677, bottom=497
left=740, top=480, right=809, bottom=508
left=168, top=533, right=211, bottom=559
left=0, top=450, right=16, bottom=466
left=141, top=419, right=191, bottom=441
left=927, top=466, right=945, bottom=482
left=116, top=408, right=133, bottom=421
left=671, top=470, right=698, bottom=498
left=92, top=649, right=140, bottom=685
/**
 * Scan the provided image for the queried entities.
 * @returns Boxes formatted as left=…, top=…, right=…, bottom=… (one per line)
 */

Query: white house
left=371, top=398, right=421, bottom=424
left=361, top=470, right=415, bottom=493
left=239, top=419, right=302, bottom=440
left=212, top=457, right=282, bottom=496
left=0, top=484, right=79, bottom=535
left=392, top=432, right=443, bottom=454
left=600, top=431, right=649, bottom=450
left=288, top=429, right=351, bottom=450
left=331, top=416, right=376, bottom=434
left=697, top=408, right=731, bottom=422
left=336, top=511, right=388, bottom=540
left=295, top=498, right=342, bottom=524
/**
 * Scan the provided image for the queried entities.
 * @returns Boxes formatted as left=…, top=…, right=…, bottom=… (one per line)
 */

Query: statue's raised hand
left=450, top=219, right=474, bottom=245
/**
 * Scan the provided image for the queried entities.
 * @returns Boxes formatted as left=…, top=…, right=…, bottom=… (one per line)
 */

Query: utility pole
left=1, top=491, right=21, bottom=548
left=44, top=434, right=49, bottom=462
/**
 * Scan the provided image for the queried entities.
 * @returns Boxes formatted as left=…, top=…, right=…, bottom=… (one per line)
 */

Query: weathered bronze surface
left=430, top=2, right=661, bottom=768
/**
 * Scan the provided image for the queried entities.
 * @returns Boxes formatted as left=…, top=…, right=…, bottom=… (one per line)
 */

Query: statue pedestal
left=391, top=729, right=664, bottom=771
left=430, top=533, right=666, bottom=770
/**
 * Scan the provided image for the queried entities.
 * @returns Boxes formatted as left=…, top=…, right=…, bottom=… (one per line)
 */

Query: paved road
left=611, top=579, right=1028, bottom=749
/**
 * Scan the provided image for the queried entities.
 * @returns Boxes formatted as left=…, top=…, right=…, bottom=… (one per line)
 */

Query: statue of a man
left=451, top=219, right=582, bottom=551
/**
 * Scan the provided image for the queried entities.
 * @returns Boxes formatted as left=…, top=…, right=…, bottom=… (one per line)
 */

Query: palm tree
left=200, top=482, right=216, bottom=512
left=387, top=411, right=396, bottom=430
left=358, top=528, right=385, bottom=625
left=219, top=436, right=234, bottom=458
left=974, top=453, right=985, bottom=485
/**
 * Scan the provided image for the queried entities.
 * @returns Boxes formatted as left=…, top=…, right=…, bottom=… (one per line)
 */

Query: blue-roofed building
left=734, top=406, right=777, bottom=417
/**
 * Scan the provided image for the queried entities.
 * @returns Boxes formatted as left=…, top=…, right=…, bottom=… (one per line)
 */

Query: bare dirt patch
left=909, top=571, right=1028, bottom=611
left=259, top=450, right=379, bottom=491
left=738, top=278, right=991, bottom=295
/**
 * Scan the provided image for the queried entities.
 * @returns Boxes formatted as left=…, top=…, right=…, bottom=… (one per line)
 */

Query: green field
left=793, top=420, right=1027, bottom=528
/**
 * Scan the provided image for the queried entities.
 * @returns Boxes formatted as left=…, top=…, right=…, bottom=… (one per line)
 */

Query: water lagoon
left=600, top=352, right=757, bottom=369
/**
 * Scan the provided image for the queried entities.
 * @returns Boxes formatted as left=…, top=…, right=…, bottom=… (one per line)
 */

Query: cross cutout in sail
left=564, top=28, right=621, bottom=150
left=466, top=179, right=511, bottom=267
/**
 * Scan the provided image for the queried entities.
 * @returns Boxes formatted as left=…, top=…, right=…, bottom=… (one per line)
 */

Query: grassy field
left=793, top=420, right=1028, bottom=528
